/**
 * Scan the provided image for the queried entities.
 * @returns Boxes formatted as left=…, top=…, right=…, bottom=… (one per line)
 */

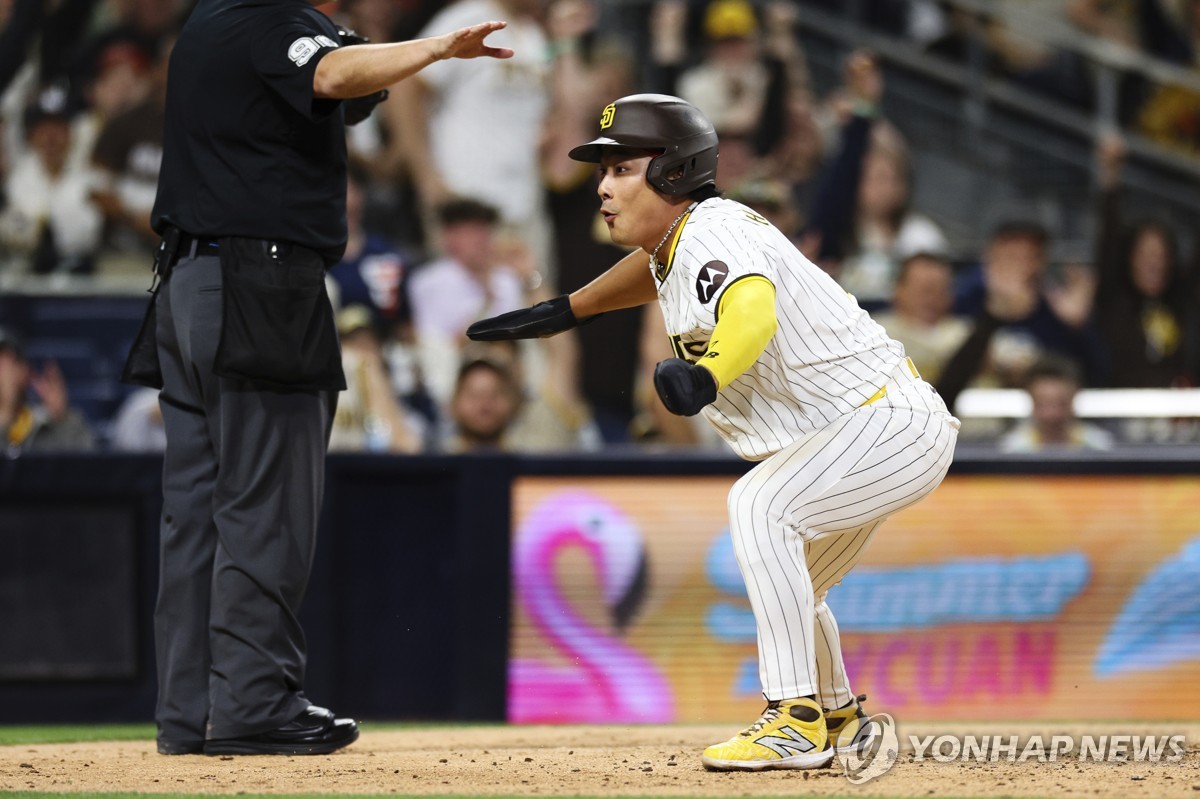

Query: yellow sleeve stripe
left=699, top=275, right=777, bottom=390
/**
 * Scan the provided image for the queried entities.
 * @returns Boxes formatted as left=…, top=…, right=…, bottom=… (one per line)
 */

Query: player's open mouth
left=601, top=209, right=616, bottom=224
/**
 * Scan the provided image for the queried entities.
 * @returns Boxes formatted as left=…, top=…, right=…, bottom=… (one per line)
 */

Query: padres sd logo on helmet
left=600, top=103, right=616, bottom=130
left=570, top=94, right=719, bottom=197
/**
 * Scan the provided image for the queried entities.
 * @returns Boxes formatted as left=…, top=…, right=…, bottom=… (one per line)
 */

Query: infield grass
left=0, top=726, right=154, bottom=746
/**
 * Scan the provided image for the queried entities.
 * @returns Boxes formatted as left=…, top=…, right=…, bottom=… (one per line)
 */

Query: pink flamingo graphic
left=509, top=490, right=676, bottom=724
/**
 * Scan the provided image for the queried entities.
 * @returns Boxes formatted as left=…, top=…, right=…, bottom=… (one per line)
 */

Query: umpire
left=123, top=0, right=512, bottom=757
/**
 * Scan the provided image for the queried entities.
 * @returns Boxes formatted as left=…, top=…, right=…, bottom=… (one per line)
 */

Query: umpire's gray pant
left=153, top=251, right=335, bottom=744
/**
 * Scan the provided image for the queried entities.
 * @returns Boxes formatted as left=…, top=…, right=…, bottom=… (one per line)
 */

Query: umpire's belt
left=861, top=357, right=922, bottom=406
left=178, top=233, right=221, bottom=259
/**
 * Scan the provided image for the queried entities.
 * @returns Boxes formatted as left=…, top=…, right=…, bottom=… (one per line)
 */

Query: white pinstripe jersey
left=655, top=197, right=907, bottom=461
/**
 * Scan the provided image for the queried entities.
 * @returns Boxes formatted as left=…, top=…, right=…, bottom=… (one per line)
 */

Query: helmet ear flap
left=647, top=143, right=718, bottom=196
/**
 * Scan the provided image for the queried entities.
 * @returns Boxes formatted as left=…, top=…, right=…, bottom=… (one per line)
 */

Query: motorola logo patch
left=696, top=260, right=729, bottom=304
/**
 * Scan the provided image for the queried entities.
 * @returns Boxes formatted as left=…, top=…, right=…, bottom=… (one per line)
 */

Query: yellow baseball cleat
left=825, top=694, right=878, bottom=753
left=701, top=697, right=834, bottom=771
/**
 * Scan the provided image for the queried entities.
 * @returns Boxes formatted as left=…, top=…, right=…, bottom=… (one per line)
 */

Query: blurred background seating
left=1, top=0, right=1198, bottom=454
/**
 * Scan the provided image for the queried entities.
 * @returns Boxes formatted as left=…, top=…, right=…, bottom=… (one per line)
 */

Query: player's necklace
left=649, top=201, right=698, bottom=273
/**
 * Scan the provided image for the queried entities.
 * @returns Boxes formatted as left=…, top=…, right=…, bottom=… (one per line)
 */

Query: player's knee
left=727, top=480, right=782, bottom=526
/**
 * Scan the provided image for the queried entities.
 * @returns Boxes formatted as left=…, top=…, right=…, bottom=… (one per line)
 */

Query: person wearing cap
left=467, top=93, right=960, bottom=771
left=0, top=87, right=103, bottom=274
left=0, top=328, right=95, bottom=454
left=676, top=0, right=770, bottom=139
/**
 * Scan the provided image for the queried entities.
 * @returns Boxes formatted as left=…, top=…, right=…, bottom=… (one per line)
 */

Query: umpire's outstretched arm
left=313, top=21, right=513, bottom=99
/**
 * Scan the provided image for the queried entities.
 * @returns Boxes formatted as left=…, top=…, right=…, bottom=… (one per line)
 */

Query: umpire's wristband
left=654, top=358, right=718, bottom=416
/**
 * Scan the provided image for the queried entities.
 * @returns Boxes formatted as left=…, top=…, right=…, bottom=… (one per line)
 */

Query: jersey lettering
left=669, top=334, right=708, bottom=363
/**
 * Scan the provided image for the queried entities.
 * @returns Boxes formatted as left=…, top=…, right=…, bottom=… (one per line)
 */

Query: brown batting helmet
left=569, top=94, right=719, bottom=197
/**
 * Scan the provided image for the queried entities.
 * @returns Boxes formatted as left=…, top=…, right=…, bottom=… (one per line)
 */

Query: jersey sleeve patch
left=696, top=260, right=730, bottom=305
left=288, top=37, right=320, bottom=66
left=288, top=34, right=338, bottom=66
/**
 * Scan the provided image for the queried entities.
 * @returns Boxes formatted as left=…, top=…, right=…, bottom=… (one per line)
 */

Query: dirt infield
left=2, top=722, right=1197, bottom=797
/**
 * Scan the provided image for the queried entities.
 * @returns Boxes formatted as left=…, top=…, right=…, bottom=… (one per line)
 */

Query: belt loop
left=188, top=238, right=200, bottom=260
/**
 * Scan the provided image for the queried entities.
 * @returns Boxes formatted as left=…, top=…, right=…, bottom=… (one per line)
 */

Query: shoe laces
left=739, top=702, right=782, bottom=737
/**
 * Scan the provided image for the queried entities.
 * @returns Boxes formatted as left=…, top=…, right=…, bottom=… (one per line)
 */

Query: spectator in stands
left=728, top=178, right=804, bottom=243
left=1066, top=0, right=1140, bottom=49
left=393, top=0, right=552, bottom=272
left=0, top=326, right=95, bottom=454
left=1132, top=0, right=1200, bottom=156
left=329, top=165, right=416, bottom=331
left=1091, top=134, right=1198, bottom=387
left=443, top=340, right=596, bottom=452
left=71, top=39, right=154, bottom=175
left=844, top=130, right=948, bottom=305
left=328, top=305, right=424, bottom=453
left=999, top=356, right=1114, bottom=452
left=872, top=251, right=970, bottom=384
left=406, top=198, right=537, bottom=404
left=804, top=50, right=948, bottom=306
left=328, top=165, right=436, bottom=427
left=949, top=220, right=1107, bottom=395
left=408, top=199, right=529, bottom=340
left=90, top=36, right=172, bottom=273
left=0, top=86, right=103, bottom=274
left=676, top=0, right=772, bottom=139
left=664, top=0, right=806, bottom=192
left=763, top=82, right=825, bottom=226
left=336, top=0, right=428, bottom=248
left=443, top=351, right=523, bottom=453
left=539, top=0, right=645, bottom=443
left=985, top=1, right=1093, bottom=109
left=647, top=0, right=688, bottom=94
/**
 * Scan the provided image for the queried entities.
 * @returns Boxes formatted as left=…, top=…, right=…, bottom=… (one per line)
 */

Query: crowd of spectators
left=1, top=0, right=1198, bottom=457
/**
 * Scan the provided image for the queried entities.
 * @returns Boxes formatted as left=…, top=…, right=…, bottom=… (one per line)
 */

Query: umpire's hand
left=432, top=21, right=514, bottom=60
left=654, top=358, right=717, bottom=416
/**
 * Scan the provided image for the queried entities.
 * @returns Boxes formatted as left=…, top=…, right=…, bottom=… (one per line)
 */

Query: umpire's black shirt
left=151, top=0, right=347, bottom=263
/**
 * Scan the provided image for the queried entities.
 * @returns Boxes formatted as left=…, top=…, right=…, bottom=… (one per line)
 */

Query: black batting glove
left=467, top=294, right=596, bottom=340
left=654, top=358, right=718, bottom=416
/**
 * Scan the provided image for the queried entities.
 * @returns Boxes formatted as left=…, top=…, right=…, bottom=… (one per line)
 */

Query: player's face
left=596, top=150, right=686, bottom=252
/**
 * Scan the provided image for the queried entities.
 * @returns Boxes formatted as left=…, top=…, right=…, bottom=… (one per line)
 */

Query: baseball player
left=468, top=94, right=960, bottom=770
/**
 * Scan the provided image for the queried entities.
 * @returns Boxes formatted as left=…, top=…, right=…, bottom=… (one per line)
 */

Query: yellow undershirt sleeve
left=696, top=275, right=777, bottom=390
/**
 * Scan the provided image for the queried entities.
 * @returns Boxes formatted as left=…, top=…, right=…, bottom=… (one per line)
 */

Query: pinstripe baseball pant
left=726, top=369, right=959, bottom=707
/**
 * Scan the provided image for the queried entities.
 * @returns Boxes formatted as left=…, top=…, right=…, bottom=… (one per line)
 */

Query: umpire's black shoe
left=157, top=738, right=205, bottom=755
left=203, top=706, right=359, bottom=756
